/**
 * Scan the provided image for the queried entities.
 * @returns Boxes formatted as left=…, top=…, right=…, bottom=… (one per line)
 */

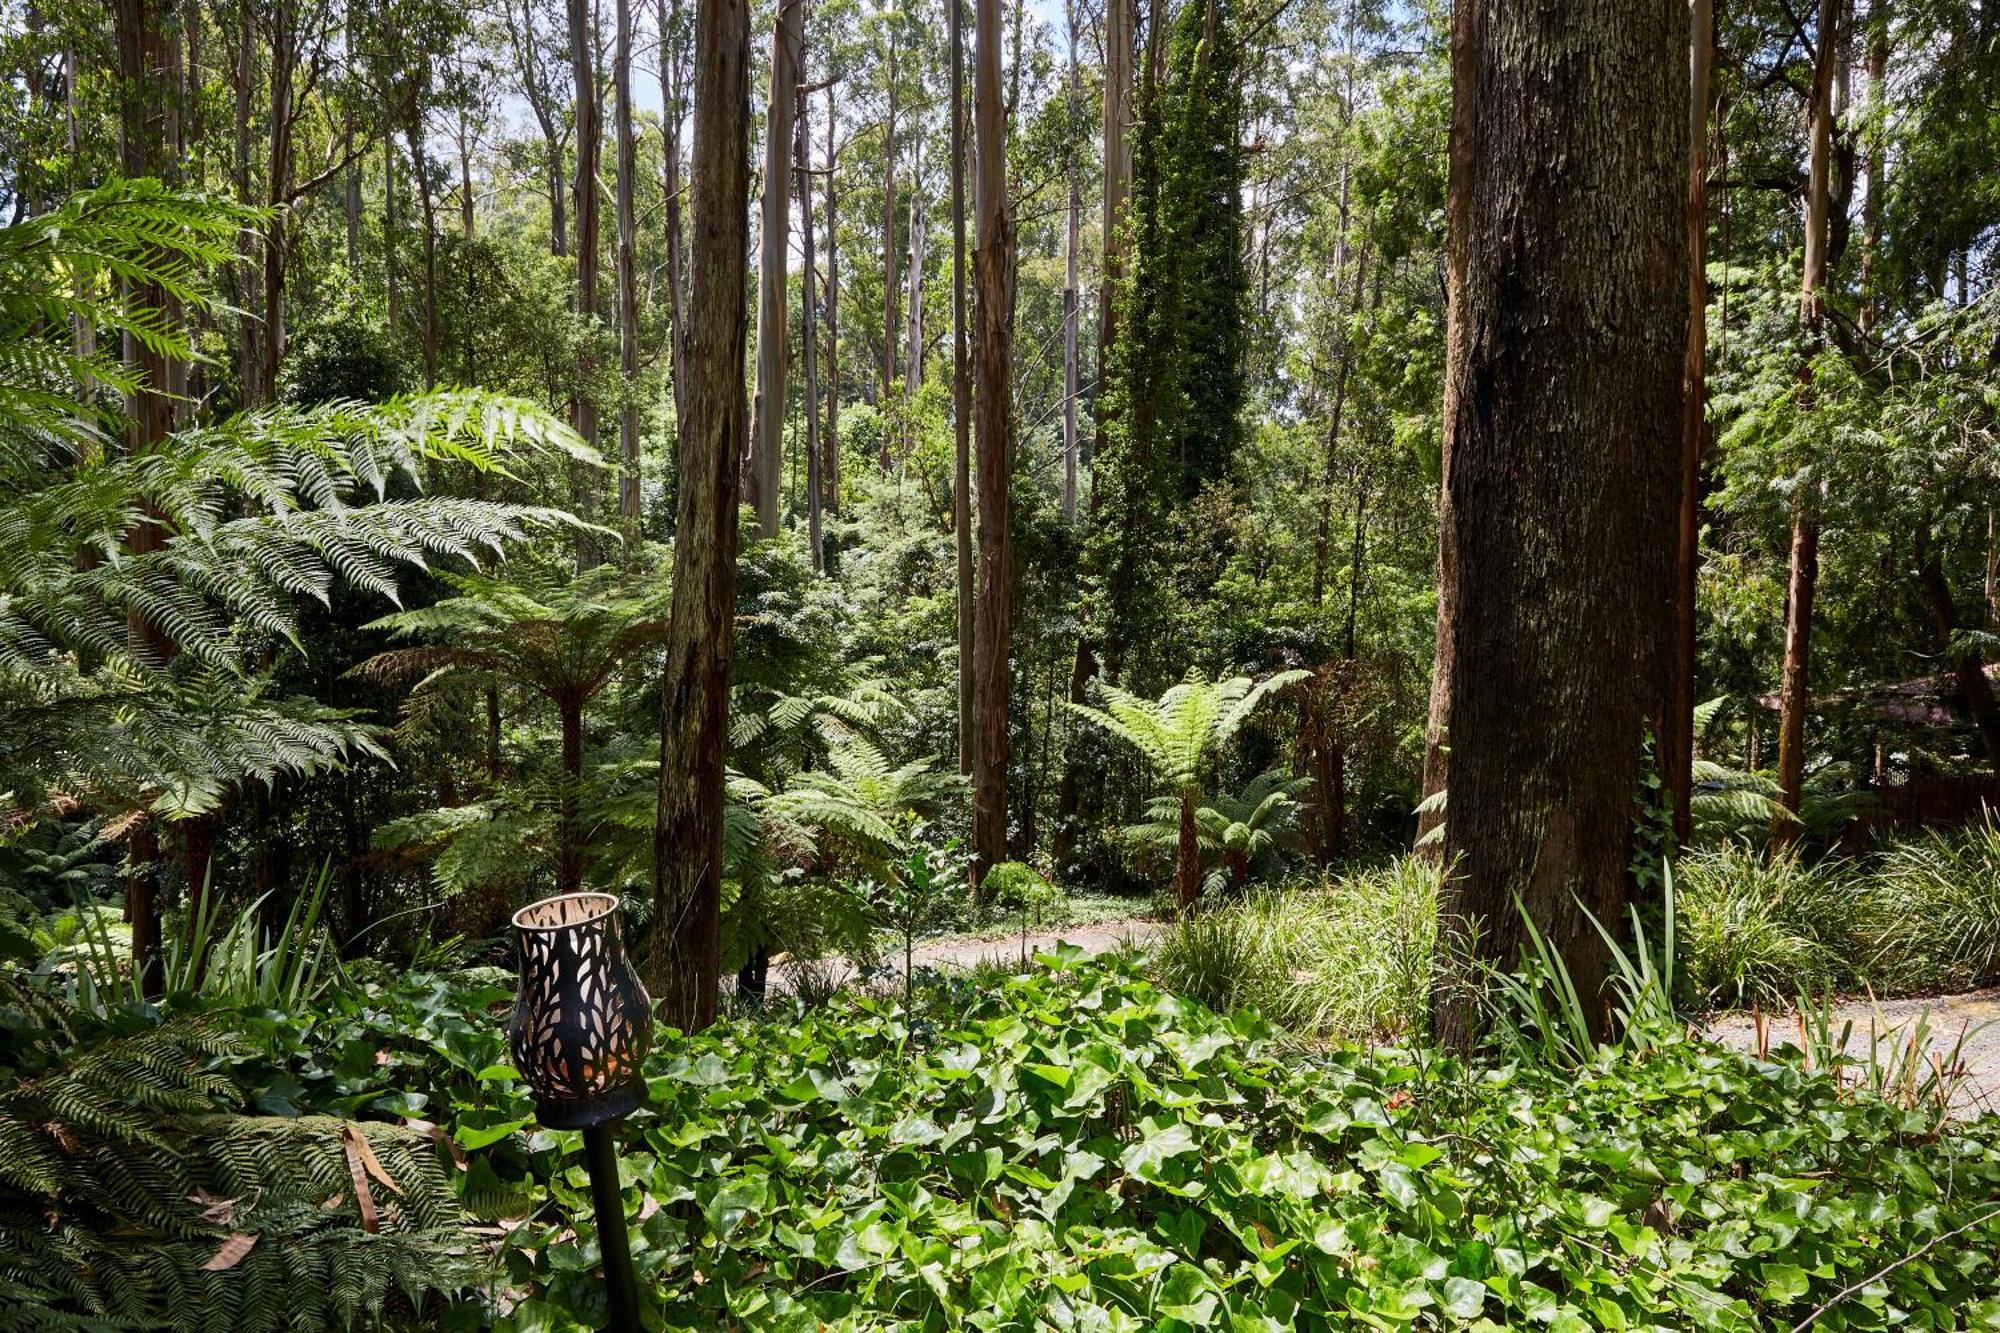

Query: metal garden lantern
left=509, top=891, right=651, bottom=1331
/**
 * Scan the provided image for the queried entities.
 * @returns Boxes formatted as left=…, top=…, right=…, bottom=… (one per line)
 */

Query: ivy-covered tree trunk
left=970, top=0, right=1014, bottom=884
left=651, top=0, right=748, bottom=1033
left=1429, top=0, right=1688, bottom=1048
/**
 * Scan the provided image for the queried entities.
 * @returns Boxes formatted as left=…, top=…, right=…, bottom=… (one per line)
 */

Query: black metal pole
left=582, top=1119, right=639, bottom=1332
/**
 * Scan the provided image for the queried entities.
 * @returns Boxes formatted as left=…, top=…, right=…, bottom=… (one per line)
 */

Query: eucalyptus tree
left=652, top=0, right=750, bottom=1032
left=969, top=0, right=1013, bottom=881
left=1427, top=0, right=1687, bottom=1047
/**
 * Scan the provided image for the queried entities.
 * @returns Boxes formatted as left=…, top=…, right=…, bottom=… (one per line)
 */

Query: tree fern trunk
left=557, top=697, right=585, bottom=895
left=1176, top=790, right=1199, bottom=913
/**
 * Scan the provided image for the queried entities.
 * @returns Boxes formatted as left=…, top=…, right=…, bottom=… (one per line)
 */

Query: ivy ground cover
left=267, top=952, right=2000, bottom=1332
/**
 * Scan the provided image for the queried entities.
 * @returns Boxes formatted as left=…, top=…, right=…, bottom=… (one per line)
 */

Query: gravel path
left=773, top=916, right=1167, bottom=993
left=777, top=919, right=2000, bottom=1117
left=1707, top=987, right=2000, bottom=1117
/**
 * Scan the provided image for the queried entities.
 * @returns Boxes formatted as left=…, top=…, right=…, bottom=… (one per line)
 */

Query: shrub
left=1675, top=846, right=1855, bottom=1009
left=1869, top=817, right=2000, bottom=993
left=1149, top=858, right=1438, bottom=1040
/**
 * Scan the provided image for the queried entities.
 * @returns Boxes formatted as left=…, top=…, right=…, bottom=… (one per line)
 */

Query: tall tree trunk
left=1098, top=0, right=1132, bottom=443
left=650, top=0, right=749, bottom=1033
left=661, top=0, right=689, bottom=442
left=1413, top=0, right=1479, bottom=860
left=113, top=0, right=178, bottom=998
left=1428, top=0, right=1688, bottom=1048
left=570, top=0, right=603, bottom=551
left=407, top=111, right=440, bottom=389
left=344, top=18, right=360, bottom=278
left=969, top=0, right=1014, bottom=884
left=262, top=0, right=296, bottom=399
left=557, top=697, right=586, bottom=894
left=880, top=29, right=899, bottom=410
left=1859, top=3, right=1886, bottom=332
left=616, top=0, right=641, bottom=525
left=1061, top=0, right=1079, bottom=522
left=952, top=0, right=974, bottom=776
left=905, top=153, right=925, bottom=395
left=1053, top=0, right=1134, bottom=865
left=1772, top=0, right=1840, bottom=851
left=233, top=0, right=262, bottom=405
left=749, top=0, right=803, bottom=539
left=1312, top=247, right=1369, bottom=607
left=385, top=139, right=400, bottom=332
left=798, top=83, right=824, bottom=571
left=824, top=83, right=841, bottom=514
left=1670, top=0, right=1715, bottom=847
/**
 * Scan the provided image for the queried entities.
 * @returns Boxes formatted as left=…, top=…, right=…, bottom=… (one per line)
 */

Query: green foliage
left=473, top=957, right=2000, bottom=1331
left=1869, top=818, right=2000, bottom=994
left=0, top=976, right=476, bottom=1331
left=1151, top=859, right=1439, bottom=1041
left=1676, top=848, right=1853, bottom=1010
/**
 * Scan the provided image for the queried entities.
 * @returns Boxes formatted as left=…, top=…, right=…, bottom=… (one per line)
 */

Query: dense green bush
left=1149, top=858, right=1439, bottom=1040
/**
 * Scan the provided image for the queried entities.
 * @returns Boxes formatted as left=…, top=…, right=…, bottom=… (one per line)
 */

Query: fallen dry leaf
left=339, top=1127, right=380, bottom=1233
left=202, top=1232, right=258, bottom=1271
left=341, top=1123, right=404, bottom=1195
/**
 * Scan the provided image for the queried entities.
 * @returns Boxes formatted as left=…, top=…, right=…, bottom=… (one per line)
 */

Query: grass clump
left=1869, top=817, right=2000, bottom=993
left=1149, top=857, right=1437, bottom=1041
left=1675, top=846, right=1855, bottom=1009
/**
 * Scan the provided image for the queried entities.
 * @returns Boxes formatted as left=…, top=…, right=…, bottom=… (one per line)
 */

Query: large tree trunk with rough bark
left=749, top=0, right=802, bottom=539
left=1429, top=0, right=1688, bottom=1049
left=650, top=0, right=749, bottom=1034
left=969, top=0, right=1013, bottom=884
left=1772, top=0, right=1840, bottom=852
left=1671, top=0, right=1715, bottom=846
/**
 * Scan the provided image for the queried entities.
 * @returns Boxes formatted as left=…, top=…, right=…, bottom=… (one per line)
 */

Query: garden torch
left=509, top=891, right=651, bottom=1331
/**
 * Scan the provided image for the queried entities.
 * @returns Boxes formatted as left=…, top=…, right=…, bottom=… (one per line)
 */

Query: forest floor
left=780, top=921, right=2000, bottom=1116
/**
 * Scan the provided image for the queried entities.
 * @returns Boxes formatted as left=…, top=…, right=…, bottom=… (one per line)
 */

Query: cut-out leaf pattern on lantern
left=507, top=892, right=652, bottom=1126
